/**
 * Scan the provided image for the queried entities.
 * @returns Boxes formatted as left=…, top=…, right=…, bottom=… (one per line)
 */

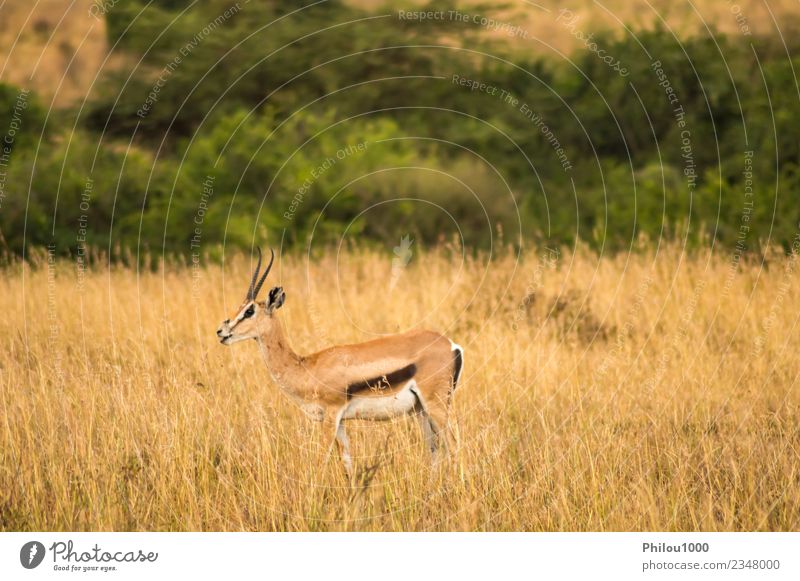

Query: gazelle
left=216, top=249, right=464, bottom=475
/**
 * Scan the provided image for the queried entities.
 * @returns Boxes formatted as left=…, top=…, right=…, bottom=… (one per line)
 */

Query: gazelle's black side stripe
left=346, top=364, right=417, bottom=399
left=452, top=347, right=463, bottom=391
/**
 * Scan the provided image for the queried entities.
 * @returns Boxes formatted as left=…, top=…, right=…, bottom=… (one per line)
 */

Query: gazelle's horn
left=246, top=248, right=263, bottom=301
left=252, top=248, right=275, bottom=300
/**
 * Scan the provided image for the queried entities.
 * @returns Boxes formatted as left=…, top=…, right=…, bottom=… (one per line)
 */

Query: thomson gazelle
left=217, top=249, right=464, bottom=474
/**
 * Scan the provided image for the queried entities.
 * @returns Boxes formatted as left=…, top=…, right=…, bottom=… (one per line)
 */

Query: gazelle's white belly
left=300, top=402, right=325, bottom=422
left=342, top=382, right=418, bottom=421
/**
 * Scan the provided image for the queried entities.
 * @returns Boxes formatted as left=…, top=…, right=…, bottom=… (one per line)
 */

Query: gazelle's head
left=217, top=248, right=286, bottom=345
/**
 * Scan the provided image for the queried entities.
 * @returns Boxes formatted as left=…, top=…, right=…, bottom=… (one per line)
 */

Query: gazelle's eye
left=243, top=305, right=255, bottom=318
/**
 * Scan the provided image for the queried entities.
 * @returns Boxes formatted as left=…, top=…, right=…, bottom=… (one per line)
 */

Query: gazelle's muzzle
left=217, top=320, right=233, bottom=343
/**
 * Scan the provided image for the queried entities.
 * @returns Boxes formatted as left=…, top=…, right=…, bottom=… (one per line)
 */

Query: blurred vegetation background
left=1, top=0, right=799, bottom=258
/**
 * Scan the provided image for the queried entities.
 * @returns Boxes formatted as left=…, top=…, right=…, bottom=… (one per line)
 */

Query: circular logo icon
left=20, top=541, right=46, bottom=569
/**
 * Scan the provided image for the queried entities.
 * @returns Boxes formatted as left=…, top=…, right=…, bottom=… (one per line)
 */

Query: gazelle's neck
left=256, top=320, right=306, bottom=396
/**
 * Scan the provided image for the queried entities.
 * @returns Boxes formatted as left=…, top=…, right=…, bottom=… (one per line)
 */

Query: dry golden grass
left=1, top=244, right=799, bottom=531
left=0, top=0, right=108, bottom=107
left=353, top=0, right=800, bottom=48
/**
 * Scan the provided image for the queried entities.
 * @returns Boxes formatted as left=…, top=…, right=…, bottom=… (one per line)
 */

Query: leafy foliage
left=1, top=1, right=799, bottom=257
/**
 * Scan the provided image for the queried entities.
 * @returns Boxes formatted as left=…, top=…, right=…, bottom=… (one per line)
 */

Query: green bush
left=3, top=2, right=800, bottom=257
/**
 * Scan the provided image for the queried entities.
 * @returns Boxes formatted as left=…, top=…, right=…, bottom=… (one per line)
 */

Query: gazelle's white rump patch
left=342, top=381, right=418, bottom=421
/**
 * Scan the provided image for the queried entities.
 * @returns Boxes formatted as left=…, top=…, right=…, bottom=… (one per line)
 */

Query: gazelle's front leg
left=334, top=421, right=353, bottom=476
left=321, top=409, right=353, bottom=477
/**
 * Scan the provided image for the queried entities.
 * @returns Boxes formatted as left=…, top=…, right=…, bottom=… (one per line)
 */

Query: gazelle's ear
left=267, top=286, right=286, bottom=313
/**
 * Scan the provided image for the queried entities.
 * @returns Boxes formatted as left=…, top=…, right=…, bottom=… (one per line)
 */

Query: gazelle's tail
left=450, top=342, right=464, bottom=391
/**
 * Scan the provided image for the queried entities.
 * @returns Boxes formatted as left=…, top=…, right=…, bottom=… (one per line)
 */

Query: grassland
left=1, top=244, right=798, bottom=531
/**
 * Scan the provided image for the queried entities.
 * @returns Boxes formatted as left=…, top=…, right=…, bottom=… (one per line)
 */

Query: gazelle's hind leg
left=410, top=384, right=452, bottom=462
left=425, top=395, right=455, bottom=461
left=415, top=404, right=437, bottom=454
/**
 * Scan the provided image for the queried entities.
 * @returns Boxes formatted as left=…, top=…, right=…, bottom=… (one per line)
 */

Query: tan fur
left=218, top=291, right=462, bottom=475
